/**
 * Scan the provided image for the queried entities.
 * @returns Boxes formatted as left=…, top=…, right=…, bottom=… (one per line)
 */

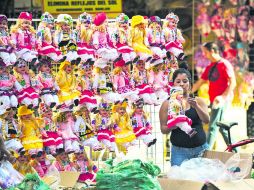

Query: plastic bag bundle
left=96, top=159, right=162, bottom=190
left=0, top=161, right=24, bottom=189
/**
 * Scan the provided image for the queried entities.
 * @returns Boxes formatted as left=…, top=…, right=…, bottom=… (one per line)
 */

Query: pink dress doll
left=56, top=105, right=80, bottom=153
left=54, top=14, right=81, bottom=65
left=210, top=6, right=225, bottom=40
left=129, top=15, right=153, bottom=62
left=39, top=103, right=63, bottom=155
left=10, top=12, right=38, bottom=65
left=73, top=147, right=98, bottom=183
left=37, top=12, right=65, bottom=62
left=93, top=58, right=123, bottom=103
left=223, top=9, right=237, bottom=43
left=30, top=151, right=52, bottom=178
left=13, top=58, right=39, bottom=109
left=237, top=6, right=250, bottom=43
left=78, top=62, right=97, bottom=111
left=0, top=60, right=19, bottom=111
left=167, top=87, right=197, bottom=137
left=133, top=59, right=158, bottom=105
left=0, top=15, right=16, bottom=66
left=196, top=3, right=211, bottom=37
left=111, top=13, right=138, bottom=64
left=36, top=58, right=60, bottom=109
left=222, top=40, right=237, bottom=66
left=112, top=59, right=139, bottom=103
left=164, top=12, right=185, bottom=61
left=92, top=12, right=119, bottom=62
left=56, top=61, right=80, bottom=109
left=74, top=105, right=102, bottom=151
left=53, top=148, right=76, bottom=172
left=148, top=58, right=168, bottom=103
left=147, top=16, right=166, bottom=59
left=131, top=98, right=156, bottom=147
left=91, top=102, right=117, bottom=152
left=75, top=12, right=95, bottom=63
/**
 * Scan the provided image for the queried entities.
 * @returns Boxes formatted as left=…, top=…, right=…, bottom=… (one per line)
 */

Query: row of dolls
left=196, top=3, right=254, bottom=44
left=0, top=10, right=186, bottom=69
left=0, top=98, right=158, bottom=159
left=0, top=55, right=179, bottom=114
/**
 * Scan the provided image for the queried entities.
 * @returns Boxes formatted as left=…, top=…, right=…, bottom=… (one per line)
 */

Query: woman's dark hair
left=172, top=64, right=192, bottom=85
left=202, top=42, right=219, bottom=53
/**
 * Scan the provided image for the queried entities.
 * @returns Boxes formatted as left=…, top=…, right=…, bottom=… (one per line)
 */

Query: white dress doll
left=0, top=15, right=16, bottom=66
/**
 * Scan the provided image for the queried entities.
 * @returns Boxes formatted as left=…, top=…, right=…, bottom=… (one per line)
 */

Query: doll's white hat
left=94, top=58, right=110, bottom=69
left=56, top=14, right=73, bottom=24
left=149, top=58, right=164, bottom=68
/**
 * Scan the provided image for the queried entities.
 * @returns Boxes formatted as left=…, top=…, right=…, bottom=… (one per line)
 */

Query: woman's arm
left=159, top=100, right=177, bottom=134
left=188, top=97, right=210, bottom=124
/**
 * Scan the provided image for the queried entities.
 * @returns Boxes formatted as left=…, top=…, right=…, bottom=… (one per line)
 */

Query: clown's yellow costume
left=17, top=106, right=43, bottom=155
left=129, top=15, right=153, bottom=61
left=56, top=61, right=80, bottom=105
left=111, top=102, right=136, bottom=146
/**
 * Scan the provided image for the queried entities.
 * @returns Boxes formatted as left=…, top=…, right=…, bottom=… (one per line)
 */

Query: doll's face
left=0, top=20, right=8, bottom=31
left=99, top=109, right=109, bottom=117
left=173, top=74, right=190, bottom=96
left=17, top=154, right=28, bottom=163
left=119, top=22, right=128, bottom=29
left=117, top=107, right=126, bottom=116
left=135, top=107, right=143, bottom=115
left=122, top=64, right=130, bottom=73
left=47, top=23, right=54, bottom=29
left=0, top=66, right=7, bottom=75
left=101, top=66, right=110, bottom=74
left=75, top=152, right=85, bottom=160
left=170, top=60, right=179, bottom=70
left=168, top=19, right=177, bottom=28
left=43, top=110, right=53, bottom=119
left=64, top=65, right=73, bottom=74
left=40, top=64, right=51, bottom=73
left=21, top=20, right=31, bottom=30
left=65, top=111, right=73, bottom=119
left=36, top=153, right=46, bottom=162
left=58, top=152, right=68, bottom=161
left=83, top=21, right=91, bottom=29
left=136, top=61, right=145, bottom=72
left=15, top=64, right=28, bottom=74
left=20, top=114, right=32, bottom=120
left=176, top=92, right=183, bottom=101
left=83, top=66, right=92, bottom=76
left=61, top=23, right=70, bottom=32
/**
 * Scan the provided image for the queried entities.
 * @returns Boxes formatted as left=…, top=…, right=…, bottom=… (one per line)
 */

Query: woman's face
left=201, top=47, right=213, bottom=61
left=173, top=73, right=190, bottom=96
left=21, top=20, right=31, bottom=30
left=0, top=20, right=8, bottom=30
left=40, top=64, right=51, bottom=73
left=65, top=65, right=72, bottom=74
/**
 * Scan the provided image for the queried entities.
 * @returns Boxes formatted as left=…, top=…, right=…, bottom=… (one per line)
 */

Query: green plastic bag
left=96, top=159, right=162, bottom=190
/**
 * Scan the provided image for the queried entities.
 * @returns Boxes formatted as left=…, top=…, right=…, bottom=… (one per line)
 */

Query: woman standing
left=159, top=68, right=209, bottom=166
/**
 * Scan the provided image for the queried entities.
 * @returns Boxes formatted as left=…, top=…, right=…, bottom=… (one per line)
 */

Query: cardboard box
left=158, top=150, right=254, bottom=190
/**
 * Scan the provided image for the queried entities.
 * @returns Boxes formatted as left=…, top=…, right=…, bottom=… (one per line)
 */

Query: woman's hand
left=187, top=97, right=198, bottom=108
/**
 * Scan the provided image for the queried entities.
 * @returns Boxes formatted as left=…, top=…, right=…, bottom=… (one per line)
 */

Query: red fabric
left=201, top=59, right=234, bottom=103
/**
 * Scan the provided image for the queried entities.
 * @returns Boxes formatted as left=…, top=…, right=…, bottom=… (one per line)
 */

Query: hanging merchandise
left=196, top=3, right=211, bottom=37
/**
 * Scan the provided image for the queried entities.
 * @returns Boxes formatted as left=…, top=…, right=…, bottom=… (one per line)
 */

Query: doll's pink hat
left=18, top=12, right=32, bottom=21
left=93, top=12, right=107, bottom=26
left=114, top=59, right=125, bottom=67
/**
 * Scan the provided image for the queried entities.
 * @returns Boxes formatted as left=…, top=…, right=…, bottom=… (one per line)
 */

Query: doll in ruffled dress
left=37, top=12, right=65, bottom=62
left=36, top=58, right=60, bottom=109
left=92, top=12, right=119, bottom=62
left=147, top=16, right=166, bottom=60
left=53, top=148, right=76, bottom=172
left=10, top=12, right=38, bottom=65
left=164, top=12, right=185, bottom=61
left=129, top=15, right=153, bottom=62
left=56, top=105, right=80, bottom=153
left=112, top=59, right=139, bottom=103
left=54, top=14, right=81, bottom=65
left=237, top=6, right=250, bottom=43
left=13, top=58, right=39, bottom=109
left=78, top=61, right=97, bottom=112
left=0, top=60, right=19, bottom=111
left=210, top=6, right=225, bottom=40
left=111, top=101, right=136, bottom=149
left=75, top=12, right=95, bottom=63
left=74, top=105, right=102, bottom=151
left=148, top=58, right=168, bottom=103
left=30, top=151, right=52, bottom=178
left=39, top=103, right=63, bottom=155
left=167, top=87, right=197, bottom=137
left=91, top=102, right=117, bottom=152
left=56, top=61, right=80, bottom=109
left=111, top=13, right=139, bottom=64
left=196, top=3, right=211, bottom=37
left=17, top=105, right=43, bottom=157
left=72, top=147, right=98, bottom=183
left=0, top=108, right=24, bottom=154
left=131, top=98, right=156, bottom=147
left=93, top=58, right=123, bottom=103
left=0, top=15, right=16, bottom=66
left=223, top=9, right=237, bottom=43
left=133, top=59, right=158, bottom=105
